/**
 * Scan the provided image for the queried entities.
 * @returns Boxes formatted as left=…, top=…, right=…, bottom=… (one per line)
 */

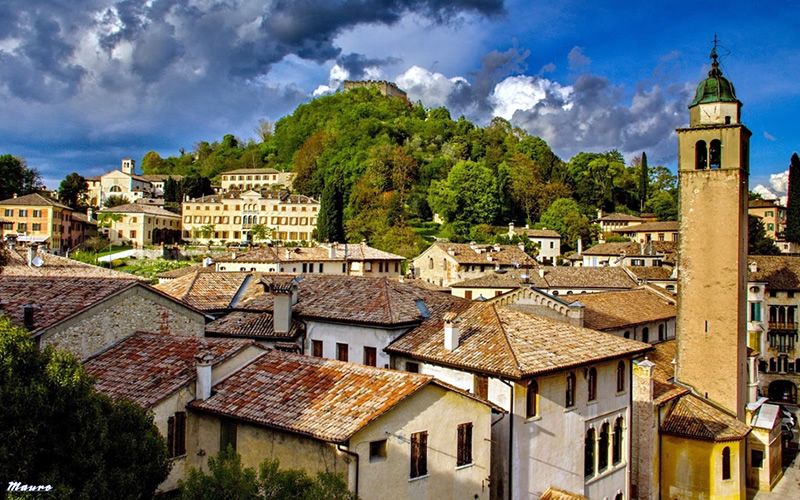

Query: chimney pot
left=195, top=350, right=215, bottom=401
left=329, top=242, right=337, bottom=259
left=443, top=313, right=459, bottom=351
left=23, top=303, right=35, bottom=330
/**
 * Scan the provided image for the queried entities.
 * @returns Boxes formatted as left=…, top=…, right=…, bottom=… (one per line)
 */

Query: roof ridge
left=491, top=303, right=522, bottom=377
left=184, top=268, right=203, bottom=300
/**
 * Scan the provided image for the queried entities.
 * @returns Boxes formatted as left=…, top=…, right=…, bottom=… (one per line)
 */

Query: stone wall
left=40, top=286, right=205, bottom=360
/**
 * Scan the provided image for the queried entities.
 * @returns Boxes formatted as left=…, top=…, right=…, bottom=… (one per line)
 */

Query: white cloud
left=395, top=65, right=464, bottom=108
left=490, top=75, right=572, bottom=120
left=313, top=63, right=348, bottom=96
left=763, top=131, right=777, bottom=141
left=752, top=184, right=778, bottom=200
left=567, top=46, right=591, bottom=70
left=770, top=170, right=789, bottom=195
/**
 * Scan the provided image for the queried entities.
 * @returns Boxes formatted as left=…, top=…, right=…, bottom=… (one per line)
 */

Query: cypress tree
left=786, top=153, right=800, bottom=243
left=316, top=174, right=345, bottom=243
left=639, top=152, right=648, bottom=212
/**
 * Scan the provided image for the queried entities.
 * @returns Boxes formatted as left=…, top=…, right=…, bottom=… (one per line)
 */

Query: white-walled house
left=386, top=302, right=652, bottom=499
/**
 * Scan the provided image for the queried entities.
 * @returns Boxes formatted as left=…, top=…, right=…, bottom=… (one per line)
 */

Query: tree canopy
left=0, top=317, right=171, bottom=498
left=786, top=153, right=800, bottom=243
left=0, top=154, right=43, bottom=201
left=58, top=172, right=89, bottom=209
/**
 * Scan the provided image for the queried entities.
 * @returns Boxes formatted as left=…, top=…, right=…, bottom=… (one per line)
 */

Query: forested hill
left=140, top=86, right=678, bottom=257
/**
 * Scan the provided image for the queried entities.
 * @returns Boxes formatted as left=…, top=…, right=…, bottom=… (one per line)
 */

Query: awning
left=16, top=235, right=50, bottom=243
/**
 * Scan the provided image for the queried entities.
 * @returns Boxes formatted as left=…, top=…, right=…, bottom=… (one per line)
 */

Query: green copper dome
left=689, top=48, right=740, bottom=108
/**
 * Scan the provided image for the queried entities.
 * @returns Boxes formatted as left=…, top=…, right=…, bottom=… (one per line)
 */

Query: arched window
left=642, top=327, right=649, bottom=343
left=598, top=423, right=610, bottom=472
left=613, top=417, right=623, bottom=464
left=566, top=372, right=576, bottom=407
left=109, top=185, right=122, bottom=192
left=709, top=139, right=722, bottom=169
left=526, top=380, right=538, bottom=418
left=695, top=140, right=708, bottom=170
left=585, top=428, right=595, bottom=478
left=658, top=324, right=664, bottom=341
left=617, top=361, right=625, bottom=392
left=722, top=446, right=731, bottom=480
left=428, top=258, right=433, bottom=269
left=615, top=494, right=623, bottom=500
left=588, top=367, right=597, bottom=401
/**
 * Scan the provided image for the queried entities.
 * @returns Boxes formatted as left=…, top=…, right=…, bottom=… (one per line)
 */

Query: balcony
left=768, top=321, right=798, bottom=332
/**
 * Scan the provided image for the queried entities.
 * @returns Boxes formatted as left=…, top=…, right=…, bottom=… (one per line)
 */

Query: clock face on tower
left=701, top=104, right=719, bottom=123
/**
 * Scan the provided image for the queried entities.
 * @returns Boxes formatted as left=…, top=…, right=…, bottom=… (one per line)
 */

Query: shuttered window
left=457, top=423, right=473, bottom=467
left=167, top=411, right=186, bottom=458
left=410, top=431, right=428, bottom=478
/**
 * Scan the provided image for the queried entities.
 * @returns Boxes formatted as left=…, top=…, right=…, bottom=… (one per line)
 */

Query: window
left=722, top=446, right=731, bottom=480
left=526, top=380, right=539, bottom=418
left=18, top=209, right=27, bottom=217
left=617, top=361, right=625, bottom=392
left=32, top=210, right=41, bottom=217
left=457, top=423, right=473, bottom=467
left=642, top=327, right=649, bottom=343
left=624, top=331, right=630, bottom=339
left=613, top=417, right=623, bottom=465
left=566, top=372, right=576, bottom=407
left=474, top=375, right=488, bottom=399
left=695, top=140, right=708, bottom=169
left=336, top=343, right=348, bottom=362
left=31, top=223, right=41, bottom=231
left=709, top=139, right=722, bottom=169
left=312, top=340, right=323, bottom=357
left=318, top=263, right=323, bottom=273
left=17, top=222, right=27, bottom=231
left=588, top=367, right=597, bottom=402
left=750, top=302, right=762, bottom=322
left=585, top=428, right=595, bottom=478
left=598, top=423, right=610, bottom=472
left=129, top=230, right=136, bottom=238
left=464, top=290, right=473, bottom=300
left=220, top=419, right=237, bottom=451
left=370, top=440, right=387, bottom=462
left=658, top=324, right=664, bottom=341
left=410, top=431, right=428, bottom=478
left=406, top=362, right=419, bottom=373
left=364, top=346, right=377, bottom=367
left=752, top=449, right=764, bottom=469
left=3, top=209, right=11, bottom=217
left=167, top=411, right=187, bottom=458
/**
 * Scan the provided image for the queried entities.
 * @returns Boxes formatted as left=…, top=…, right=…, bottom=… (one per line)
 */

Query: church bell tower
left=675, top=47, right=751, bottom=420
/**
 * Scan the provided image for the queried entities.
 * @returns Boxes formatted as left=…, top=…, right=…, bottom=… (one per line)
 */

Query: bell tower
left=675, top=46, right=751, bottom=420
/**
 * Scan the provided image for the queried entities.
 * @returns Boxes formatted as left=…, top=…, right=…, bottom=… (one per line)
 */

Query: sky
left=0, top=1, right=797, bottom=198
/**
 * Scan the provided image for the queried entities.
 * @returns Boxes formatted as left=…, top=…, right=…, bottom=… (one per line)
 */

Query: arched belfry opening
left=709, top=139, right=722, bottom=169
left=695, top=141, right=707, bottom=169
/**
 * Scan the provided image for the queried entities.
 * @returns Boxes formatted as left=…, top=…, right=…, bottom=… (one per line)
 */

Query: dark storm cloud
left=336, top=53, right=402, bottom=80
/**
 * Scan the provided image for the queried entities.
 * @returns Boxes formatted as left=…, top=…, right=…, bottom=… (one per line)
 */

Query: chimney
left=577, top=238, right=583, bottom=255
left=443, top=312, right=460, bottom=351
left=469, top=241, right=477, bottom=250
left=272, top=281, right=297, bottom=334
left=284, top=249, right=291, bottom=260
left=538, top=268, right=545, bottom=278
left=23, top=303, right=35, bottom=330
left=518, top=242, right=525, bottom=252
left=597, top=209, right=603, bottom=220
left=748, top=261, right=757, bottom=273
left=27, top=245, right=37, bottom=267
left=447, top=247, right=455, bottom=256
left=13, top=193, right=17, bottom=198
left=508, top=222, right=515, bottom=236
left=195, top=350, right=215, bottom=401
left=493, top=243, right=501, bottom=252
left=329, top=242, right=337, bottom=259
left=86, top=207, right=94, bottom=221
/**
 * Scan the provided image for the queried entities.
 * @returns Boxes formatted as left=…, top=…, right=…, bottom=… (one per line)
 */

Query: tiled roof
left=1, top=248, right=148, bottom=280
left=749, top=199, right=781, bottom=209
left=748, top=255, right=800, bottom=290
left=0, top=193, right=71, bottom=210
left=223, top=168, right=281, bottom=175
left=0, top=277, right=140, bottom=334
left=639, top=340, right=688, bottom=405
left=242, top=275, right=467, bottom=327
left=661, top=394, right=751, bottom=442
left=140, top=174, right=183, bottom=182
left=154, top=271, right=263, bottom=310
left=450, top=271, right=548, bottom=289
left=71, top=212, right=97, bottom=225
left=190, top=350, right=441, bottom=443
left=582, top=242, right=643, bottom=256
left=98, top=203, right=181, bottom=217
left=205, top=310, right=303, bottom=339
left=155, top=264, right=206, bottom=279
left=538, top=267, right=637, bottom=289
left=596, top=213, right=645, bottom=222
left=564, top=289, right=676, bottom=331
left=624, top=266, right=675, bottom=281
left=424, top=242, right=538, bottom=267
left=615, top=221, right=679, bottom=233
left=539, top=488, right=588, bottom=500
left=386, top=302, right=652, bottom=379
left=83, top=333, right=259, bottom=408
left=512, top=228, right=561, bottom=238
left=393, top=278, right=451, bottom=292
left=188, top=189, right=317, bottom=204
left=216, top=243, right=404, bottom=264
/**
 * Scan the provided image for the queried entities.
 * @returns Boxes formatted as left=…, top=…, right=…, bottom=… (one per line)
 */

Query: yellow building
left=219, top=168, right=295, bottom=192
left=181, top=189, right=319, bottom=244
left=0, top=192, right=91, bottom=252
left=98, top=203, right=182, bottom=247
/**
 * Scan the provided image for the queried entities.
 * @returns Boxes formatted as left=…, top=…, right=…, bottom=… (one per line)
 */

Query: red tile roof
left=643, top=340, right=689, bottom=405
left=661, top=394, right=751, bottom=442
left=0, top=276, right=140, bottom=333
left=614, top=221, right=679, bottom=233
left=422, top=242, right=538, bottom=267
left=564, top=289, right=676, bottom=331
left=596, top=213, right=645, bottom=222
left=539, top=267, right=637, bottom=289
left=387, top=302, right=652, bottom=379
left=1, top=248, right=148, bottom=280
left=84, top=333, right=259, bottom=408
left=748, top=255, right=800, bottom=290
left=0, top=193, right=71, bottom=210
left=205, top=310, right=303, bottom=339
left=98, top=203, right=181, bottom=217
left=582, top=242, right=644, bottom=256
left=216, top=243, right=404, bottom=264
left=155, top=271, right=263, bottom=310
left=190, top=350, right=447, bottom=443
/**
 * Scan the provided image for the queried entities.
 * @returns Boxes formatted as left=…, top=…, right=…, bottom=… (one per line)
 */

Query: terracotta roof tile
left=748, top=255, right=800, bottom=290
left=540, top=487, right=588, bottom=500
left=216, top=243, right=403, bottom=264
left=393, top=278, right=450, bottom=292
left=638, top=340, right=688, bottom=405
left=749, top=199, right=781, bottom=209
left=154, top=271, right=263, bottom=310
left=1, top=248, right=148, bottom=280
left=539, top=267, right=637, bottom=289
left=450, top=271, right=548, bottom=289
left=625, top=266, right=675, bottom=281
left=0, top=276, right=140, bottom=334
left=205, top=310, right=303, bottom=339
left=512, top=228, right=561, bottom=238
left=596, top=213, right=645, bottom=222
left=98, top=203, right=181, bottom=217
left=661, top=394, right=751, bottom=442
left=427, top=242, right=538, bottom=267
left=582, top=242, right=644, bottom=256
left=155, top=264, right=206, bottom=279
left=614, top=221, right=679, bottom=233
left=564, top=289, right=676, bottom=331
left=84, top=333, right=259, bottom=408
left=190, top=350, right=438, bottom=443
left=387, top=302, right=652, bottom=379
left=0, top=193, right=71, bottom=210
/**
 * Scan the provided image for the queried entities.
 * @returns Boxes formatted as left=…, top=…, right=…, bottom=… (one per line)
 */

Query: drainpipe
left=499, top=378, right=514, bottom=500
left=337, top=443, right=359, bottom=496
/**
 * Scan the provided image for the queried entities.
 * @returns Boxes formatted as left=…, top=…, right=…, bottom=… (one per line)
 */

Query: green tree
left=646, top=191, right=678, bottom=221
left=0, top=154, right=43, bottom=200
left=639, top=152, right=648, bottom=212
left=316, top=174, right=345, bottom=243
left=0, top=317, right=170, bottom=498
left=182, top=175, right=213, bottom=199
left=540, top=198, right=594, bottom=250
left=749, top=215, right=781, bottom=255
left=58, top=172, right=89, bottom=209
left=180, top=447, right=356, bottom=500
left=103, top=195, right=131, bottom=208
left=249, top=224, right=272, bottom=244
left=427, top=160, right=499, bottom=227
left=140, top=151, right=165, bottom=174
left=786, top=153, right=800, bottom=243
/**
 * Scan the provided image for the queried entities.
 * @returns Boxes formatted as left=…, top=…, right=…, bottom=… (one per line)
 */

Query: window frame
left=566, top=372, right=576, bottom=408
left=526, top=380, right=539, bottom=418
left=617, top=361, right=626, bottom=393
left=722, top=446, right=731, bottom=480
left=410, top=431, right=428, bottom=479
left=456, top=423, right=473, bottom=467
left=167, top=411, right=187, bottom=458
left=587, top=367, right=597, bottom=402
left=613, top=417, right=623, bottom=465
